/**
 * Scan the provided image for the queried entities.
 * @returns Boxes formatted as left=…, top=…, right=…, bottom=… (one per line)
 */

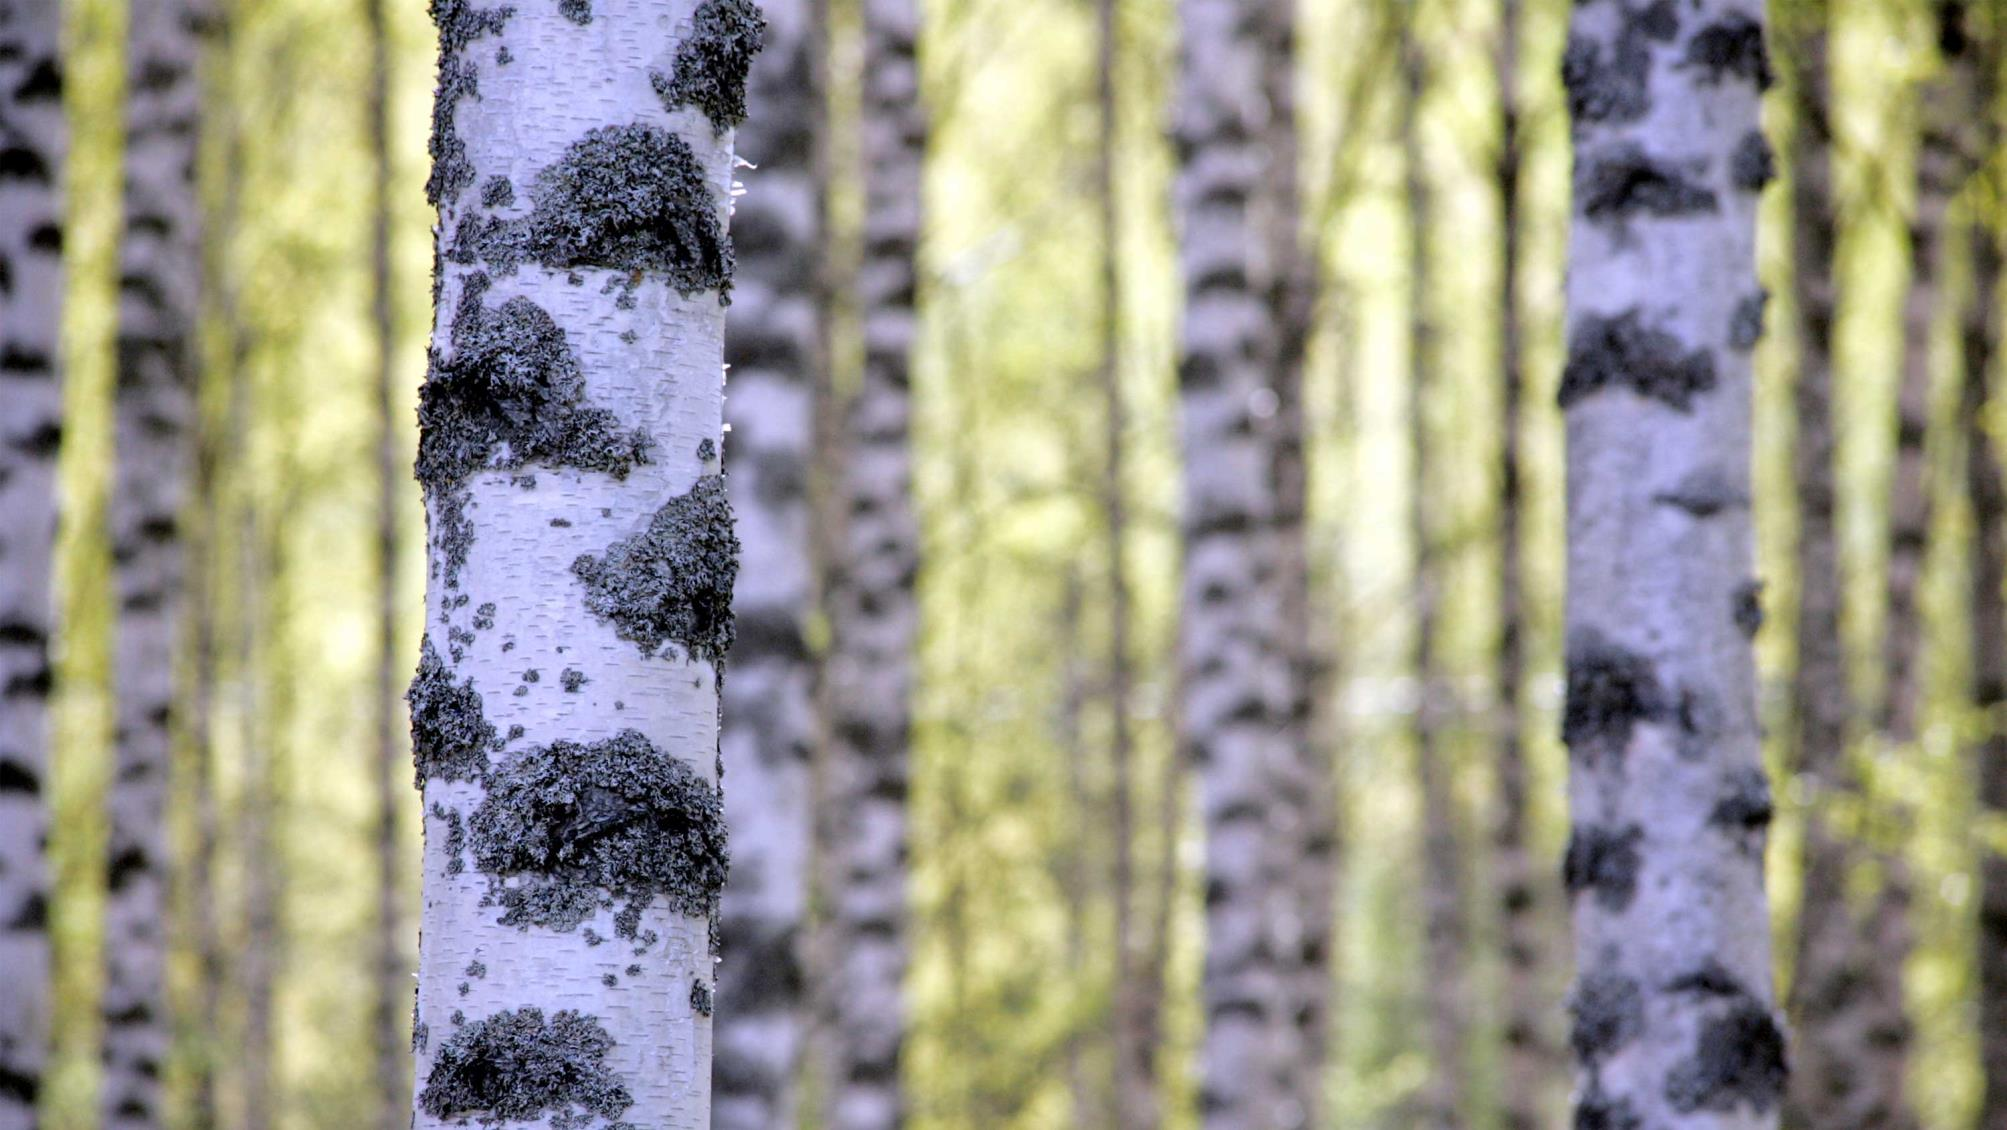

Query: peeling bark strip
left=1561, top=1, right=1782, bottom=1126
left=0, top=2, right=61, bottom=1123
left=414, top=1, right=753, bottom=1125
left=104, top=3, right=207, bottom=1126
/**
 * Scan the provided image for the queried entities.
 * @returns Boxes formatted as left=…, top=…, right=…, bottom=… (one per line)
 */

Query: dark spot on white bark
left=1730, top=130, right=1775, bottom=192
left=524, top=124, right=735, bottom=299
left=1733, top=579, right=1765, bottom=637
left=1562, top=628, right=1668, bottom=756
left=409, top=637, right=498, bottom=787
left=432, top=803, right=469, bottom=875
left=1577, top=142, right=1719, bottom=221
left=466, top=959, right=487, bottom=978
left=1709, top=766, right=1774, bottom=855
left=1653, top=467, right=1746, bottom=517
left=1573, top=1081, right=1643, bottom=1130
left=1570, top=970, right=1645, bottom=1062
left=1560, top=309, right=1717, bottom=411
left=1682, top=13, right=1773, bottom=90
left=1564, top=823, right=1644, bottom=911
left=426, top=0, right=513, bottom=205
left=690, top=978, right=714, bottom=1016
left=572, top=474, right=738, bottom=664
left=1664, top=1001, right=1788, bottom=1114
left=480, top=175, right=514, bottom=207
left=650, top=0, right=765, bottom=134
left=1666, top=958, right=1748, bottom=997
left=561, top=668, right=587, bottom=692
left=1730, top=289, right=1768, bottom=352
left=418, top=1007, right=636, bottom=1128
left=469, top=729, right=729, bottom=933
left=13, top=56, right=63, bottom=102
left=558, top=0, right=592, bottom=22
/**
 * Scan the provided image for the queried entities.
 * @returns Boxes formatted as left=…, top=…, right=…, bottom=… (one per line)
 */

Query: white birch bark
left=411, top=1, right=757, bottom=1126
left=103, top=3, right=206, bottom=1124
left=816, top=0, right=922, bottom=1120
left=712, top=0, right=817, bottom=1119
left=1560, top=1, right=1784, bottom=1126
left=0, top=3, right=63, bottom=1124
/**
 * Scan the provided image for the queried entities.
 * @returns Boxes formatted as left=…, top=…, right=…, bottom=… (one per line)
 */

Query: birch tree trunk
left=410, top=1, right=757, bottom=1126
left=1172, top=0, right=1321, bottom=1121
left=103, top=3, right=206, bottom=1124
left=712, top=0, right=818, bottom=1118
left=817, top=0, right=923, bottom=1120
left=1560, top=1, right=1784, bottom=1126
left=0, top=3, right=63, bottom=1124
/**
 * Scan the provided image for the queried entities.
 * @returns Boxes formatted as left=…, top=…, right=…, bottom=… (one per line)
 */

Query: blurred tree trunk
left=0, top=3, right=64, bottom=1125
left=713, top=0, right=821, bottom=1119
left=240, top=508, right=280, bottom=1130
left=409, top=2, right=751, bottom=1126
left=818, top=0, right=923, bottom=1119
left=1054, top=568, right=1098, bottom=1128
left=1559, top=1, right=1783, bottom=1127
left=1491, top=3, right=1552, bottom=1126
left=1403, top=17, right=1467, bottom=1129
left=103, top=3, right=207, bottom=1125
left=364, top=0, right=406, bottom=1122
left=1172, top=0, right=1322, bottom=1119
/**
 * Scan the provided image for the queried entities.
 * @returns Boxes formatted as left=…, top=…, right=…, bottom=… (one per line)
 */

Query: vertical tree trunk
left=103, top=3, right=206, bottom=1125
left=1492, top=4, right=1551, bottom=1127
left=1172, top=0, right=1320, bottom=1120
left=1404, top=19, right=1468, bottom=1128
left=240, top=516, right=281, bottom=1130
left=409, top=1, right=756, bottom=1126
left=818, top=0, right=923, bottom=1120
left=713, top=0, right=819, bottom=1119
left=0, top=4, right=64, bottom=1125
left=365, top=0, right=407, bottom=1122
left=1559, top=2, right=1784, bottom=1127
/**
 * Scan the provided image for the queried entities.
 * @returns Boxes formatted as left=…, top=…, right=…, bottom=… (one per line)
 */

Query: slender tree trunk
left=1055, top=569, right=1098, bottom=1129
left=1559, top=2, right=1784, bottom=1127
left=240, top=514, right=280, bottom=1130
left=819, top=0, right=923, bottom=1120
left=104, top=3, right=206, bottom=1125
left=713, top=0, right=820, bottom=1119
left=1492, top=4, right=1551, bottom=1127
left=365, top=0, right=407, bottom=1121
left=1172, top=0, right=1320, bottom=1120
left=0, top=4, right=64, bottom=1124
left=409, top=2, right=755, bottom=1126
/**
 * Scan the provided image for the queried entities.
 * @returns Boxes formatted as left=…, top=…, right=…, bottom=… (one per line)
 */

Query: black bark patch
left=0, top=759, right=38, bottom=794
left=426, top=0, right=513, bottom=206
left=690, top=978, right=714, bottom=1015
left=480, top=176, right=515, bottom=207
left=572, top=475, right=738, bottom=664
left=1561, top=2, right=1676, bottom=128
left=1666, top=958, right=1749, bottom=998
left=1573, top=1082, right=1643, bottom=1130
left=469, top=729, right=728, bottom=933
left=0, top=145, right=51, bottom=183
left=1682, top=14, right=1773, bottom=90
left=1562, top=628, right=1668, bottom=755
left=1664, top=1001, right=1788, bottom=1114
left=13, top=57, right=62, bottom=102
left=1733, top=579, right=1765, bottom=637
left=1730, top=130, right=1775, bottom=192
left=558, top=0, right=592, bottom=21
left=409, top=637, right=498, bottom=787
left=1570, top=970, right=1645, bottom=1062
left=1730, top=290, right=1768, bottom=352
left=650, top=0, right=765, bottom=134
left=1560, top=309, right=1717, bottom=411
left=1653, top=467, right=1745, bottom=517
left=1564, top=823, right=1644, bottom=911
left=1709, top=766, right=1774, bottom=855
left=417, top=274, right=652, bottom=498
left=1577, top=142, right=1719, bottom=222
left=523, top=124, right=734, bottom=299
left=417, top=1007, right=635, bottom=1128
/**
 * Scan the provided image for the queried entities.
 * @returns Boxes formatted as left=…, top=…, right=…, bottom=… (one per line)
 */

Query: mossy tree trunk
left=410, top=1, right=758, bottom=1126
left=1559, top=1, right=1784, bottom=1126
left=1171, top=0, right=1323, bottom=1121
left=0, top=3, right=63, bottom=1125
left=816, top=0, right=924, bottom=1120
left=103, top=3, right=207, bottom=1125
left=712, top=0, right=819, bottom=1119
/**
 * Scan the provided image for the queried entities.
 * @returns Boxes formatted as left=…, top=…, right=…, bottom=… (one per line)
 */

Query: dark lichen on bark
left=689, top=978, right=713, bottom=1016
left=1709, top=766, right=1774, bottom=855
left=432, top=803, right=470, bottom=875
left=468, top=729, right=729, bottom=934
left=1570, top=970, right=1645, bottom=1062
left=1561, top=3, right=1677, bottom=128
left=1729, top=130, right=1775, bottom=192
left=524, top=124, right=734, bottom=299
left=1663, top=1001, right=1788, bottom=1114
left=1573, top=1083, right=1644, bottom=1130
left=558, top=0, right=592, bottom=22
left=1729, top=290, right=1768, bottom=352
left=1562, top=628, right=1669, bottom=755
left=426, top=0, right=514, bottom=206
left=572, top=475, right=739, bottom=664
left=1560, top=308, right=1717, bottom=411
left=418, top=1007, right=637, bottom=1129
left=1563, top=823, right=1644, bottom=911
left=650, top=0, right=765, bottom=134
left=1666, top=959, right=1748, bottom=998
left=1681, top=13, right=1772, bottom=90
left=1733, top=579, right=1765, bottom=637
left=410, top=637, right=500, bottom=787
left=1576, top=142, right=1720, bottom=222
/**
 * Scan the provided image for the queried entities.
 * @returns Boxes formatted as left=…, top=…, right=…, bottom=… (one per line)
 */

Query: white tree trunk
left=1560, top=2, right=1784, bottom=1127
left=817, top=0, right=922, bottom=1120
left=103, top=3, right=205, bottom=1124
left=712, top=0, right=817, bottom=1119
left=411, top=2, right=757, bottom=1126
left=0, top=3, right=63, bottom=1124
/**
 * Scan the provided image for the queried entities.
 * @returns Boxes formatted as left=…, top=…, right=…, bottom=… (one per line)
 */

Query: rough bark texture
left=103, top=4, right=207, bottom=1125
left=1403, top=23, right=1467, bottom=1129
left=0, top=3, right=63, bottom=1125
left=1560, top=2, right=1784, bottom=1128
left=712, top=0, right=817, bottom=1119
left=1492, top=3, right=1552, bottom=1125
left=817, top=0, right=923, bottom=1121
left=1172, top=0, right=1323, bottom=1121
left=411, top=2, right=754, bottom=1126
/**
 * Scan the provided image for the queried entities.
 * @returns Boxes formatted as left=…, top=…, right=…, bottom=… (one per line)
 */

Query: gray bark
left=1560, top=2, right=1784, bottom=1128
left=411, top=1, right=754, bottom=1127
left=713, top=0, right=819, bottom=1119
left=817, top=0, right=923, bottom=1120
left=104, top=3, right=207, bottom=1125
left=0, top=2, right=63, bottom=1124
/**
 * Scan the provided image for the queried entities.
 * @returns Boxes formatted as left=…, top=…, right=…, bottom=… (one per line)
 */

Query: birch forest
left=8, top=0, right=2007, bottom=1126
